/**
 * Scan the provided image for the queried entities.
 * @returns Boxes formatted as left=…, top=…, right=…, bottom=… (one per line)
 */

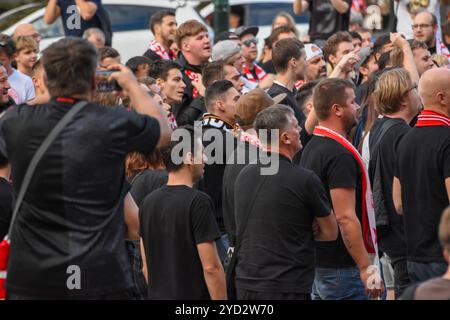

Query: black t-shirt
left=235, top=154, right=331, bottom=294
left=267, top=83, right=310, bottom=151
left=222, top=140, right=259, bottom=246
left=260, top=60, right=276, bottom=75
left=0, top=177, right=12, bottom=240
left=307, top=0, right=352, bottom=41
left=0, top=99, right=160, bottom=297
left=176, top=96, right=206, bottom=126
left=355, top=81, right=368, bottom=106
left=129, top=169, right=168, bottom=207
left=139, top=185, right=220, bottom=300
left=143, top=49, right=163, bottom=62
left=395, top=125, right=450, bottom=263
left=300, top=135, right=363, bottom=268
left=368, top=117, right=409, bottom=257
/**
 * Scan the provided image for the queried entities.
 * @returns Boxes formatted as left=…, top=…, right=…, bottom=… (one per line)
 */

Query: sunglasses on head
left=242, top=38, right=258, bottom=47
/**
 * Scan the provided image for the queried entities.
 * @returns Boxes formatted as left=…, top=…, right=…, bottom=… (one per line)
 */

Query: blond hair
left=431, top=54, right=450, bottom=67
left=14, top=35, right=38, bottom=53
left=176, top=20, right=207, bottom=49
left=439, top=207, right=450, bottom=253
left=373, top=68, right=412, bottom=115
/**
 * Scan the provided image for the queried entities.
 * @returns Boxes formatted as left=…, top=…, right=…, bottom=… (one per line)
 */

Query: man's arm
left=109, top=64, right=172, bottom=148
left=392, top=177, right=403, bottom=215
left=390, top=33, right=419, bottom=85
left=75, top=0, right=98, bottom=21
left=140, top=238, right=148, bottom=283
left=330, top=187, right=381, bottom=298
left=44, top=0, right=61, bottom=25
left=314, top=213, right=338, bottom=241
left=293, top=0, right=309, bottom=14
left=331, top=0, right=351, bottom=14
left=197, top=242, right=227, bottom=300
left=124, top=193, right=139, bottom=240
left=446, top=177, right=450, bottom=202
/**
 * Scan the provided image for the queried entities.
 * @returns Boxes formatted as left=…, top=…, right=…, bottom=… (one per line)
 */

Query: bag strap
left=5, top=101, right=89, bottom=240
left=370, top=118, right=403, bottom=156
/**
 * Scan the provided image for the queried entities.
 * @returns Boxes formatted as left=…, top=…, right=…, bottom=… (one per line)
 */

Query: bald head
left=418, top=68, right=450, bottom=114
left=13, top=24, right=41, bottom=45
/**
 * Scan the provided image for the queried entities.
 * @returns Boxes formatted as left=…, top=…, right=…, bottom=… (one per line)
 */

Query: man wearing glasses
left=235, top=26, right=268, bottom=89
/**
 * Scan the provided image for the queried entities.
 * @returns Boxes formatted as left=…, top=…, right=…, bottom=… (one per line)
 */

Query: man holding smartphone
left=0, top=37, right=171, bottom=299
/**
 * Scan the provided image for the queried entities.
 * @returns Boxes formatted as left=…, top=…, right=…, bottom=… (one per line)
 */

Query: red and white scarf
left=313, top=126, right=379, bottom=262
left=415, top=109, right=450, bottom=127
left=294, top=80, right=305, bottom=90
left=242, top=63, right=267, bottom=83
left=435, top=35, right=450, bottom=62
left=147, top=40, right=176, bottom=61
left=185, top=69, right=200, bottom=98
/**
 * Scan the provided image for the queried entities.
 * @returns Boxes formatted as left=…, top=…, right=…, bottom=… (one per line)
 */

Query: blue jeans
left=215, top=234, right=229, bottom=265
left=407, top=261, right=447, bottom=284
left=312, top=266, right=368, bottom=300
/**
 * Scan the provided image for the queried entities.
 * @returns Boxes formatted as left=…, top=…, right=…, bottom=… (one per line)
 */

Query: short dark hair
left=202, top=60, right=226, bottom=87
left=296, top=80, right=320, bottom=112
left=323, top=31, right=352, bottom=62
left=350, top=31, right=362, bottom=42
left=378, top=51, right=392, bottom=70
left=204, top=80, right=234, bottom=113
left=269, top=25, right=295, bottom=45
left=42, top=37, right=97, bottom=97
left=98, top=46, right=120, bottom=61
left=125, top=56, right=152, bottom=73
left=149, top=10, right=175, bottom=34
left=313, top=78, right=355, bottom=120
left=0, top=33, right=16, bottom=57
left=148, top=59, right=181, bottom=81
left=272, top=38, right=305, bottom=73
left=373, top=34, right=391, bottom=55
left=161, top=125, right=198, bottom=173
left=409, top=39, right=428, bottom=51
left=254, top=105, right=294, bottom=144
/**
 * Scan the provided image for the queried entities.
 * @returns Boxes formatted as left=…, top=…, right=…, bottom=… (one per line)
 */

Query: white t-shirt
left=8, top=69, right=35, bottom=105
left=395, top=0, right=441, bottom=39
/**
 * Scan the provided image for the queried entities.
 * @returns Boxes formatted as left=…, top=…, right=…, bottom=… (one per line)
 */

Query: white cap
left=305, top=43, right=323, bottom=62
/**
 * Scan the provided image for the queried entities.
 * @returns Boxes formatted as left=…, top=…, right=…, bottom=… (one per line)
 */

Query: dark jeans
left=407, top=261, right=447, bottom=284
left=390, top=256, right=410, bottom=298
left=125, top=239, right=148, bottom=300
left=7, top=290, right=133, bottom=300
left=237, top=289, right=311, bottom=300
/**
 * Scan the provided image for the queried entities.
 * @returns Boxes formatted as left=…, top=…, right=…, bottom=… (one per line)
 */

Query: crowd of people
left=0, top=0, right=449, bottom=301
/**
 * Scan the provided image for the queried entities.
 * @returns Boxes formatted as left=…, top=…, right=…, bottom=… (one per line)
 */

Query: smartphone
left=95, top=70, right=121, bottom=92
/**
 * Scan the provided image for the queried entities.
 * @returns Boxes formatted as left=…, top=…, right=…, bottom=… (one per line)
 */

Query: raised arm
left=44, top=0, right=61, bottom=25
left=109, top=64, right=172, bottom=148
left=293, top=0, right=309, bottom=15
left=390, top=33, right=419, bottom=85
left=75, top=0, right=98, bottom=21
left=197, top=242, right=227, bottom=300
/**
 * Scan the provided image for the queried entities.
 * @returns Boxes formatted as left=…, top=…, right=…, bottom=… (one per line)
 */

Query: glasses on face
left=412, top=24, right=432, bottom=30
left=242, top=38, right=258, bottom=47
left=404, top=84, right=418, bottom=95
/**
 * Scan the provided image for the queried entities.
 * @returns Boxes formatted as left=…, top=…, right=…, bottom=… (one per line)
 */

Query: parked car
left=199, top=0, right=310, bottom=52
left=1, top=0, right=209, bottom=62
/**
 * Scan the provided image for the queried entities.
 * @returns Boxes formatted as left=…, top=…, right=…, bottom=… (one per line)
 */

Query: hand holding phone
left=95, top=70, right=121, bottom=92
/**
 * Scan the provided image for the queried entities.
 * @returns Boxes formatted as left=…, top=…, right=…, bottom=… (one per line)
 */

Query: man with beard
left=0, top=63, right=13, bottom=114
left=301, top=78, right=383, bottom=300
left=412, top=11, right=442, bottom=56
left=305, top=44, right=327, bottom=82
left=174, top=20, right=211, bottom=121
left=144, top=11, right=178, bottom=61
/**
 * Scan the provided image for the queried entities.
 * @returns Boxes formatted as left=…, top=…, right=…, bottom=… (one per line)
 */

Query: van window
left=104, top=5, right=170, bottom=32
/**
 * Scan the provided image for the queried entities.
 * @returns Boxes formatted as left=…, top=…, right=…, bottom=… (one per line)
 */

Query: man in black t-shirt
left=235, top=105, right=337, bottom=300
left=268, top=38, right=311, bottom=150
left=200, top=80, right=240, bottom=263
left=0, top=38, right=171, bottom=299
left=369, top=68, right=422, bottom=298
left=293, top=0, right=352, bottom=45
left=0, top=153, right=11, bottom=240
left=139, top=127, right=225, bottom=300
left=393, top=68, right=450, bottom=284
left=301, top=78, right=384, bottom=300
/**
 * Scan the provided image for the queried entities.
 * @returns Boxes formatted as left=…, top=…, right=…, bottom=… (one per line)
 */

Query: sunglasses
left=242, top=38, right=258, bottom=47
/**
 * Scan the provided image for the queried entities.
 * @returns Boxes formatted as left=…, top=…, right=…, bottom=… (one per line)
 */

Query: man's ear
left=156, top=77, right=164, bottom=88
left=154, top=24, right=161, bottom=36
left=280, top=131, right=290, bottom=145
left=332, top=103, right=343, bottom=117
left=328, top=54, right=337, bottom=67
left=215, top=99, right=225, bottom=113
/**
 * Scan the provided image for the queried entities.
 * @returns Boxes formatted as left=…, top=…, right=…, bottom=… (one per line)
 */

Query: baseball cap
left=235, top=89, right=287, bottom=129
left=215, top=31, right=239, bottom=44
left=212, top=40, right=241, bottom=61
left=305, top=44, right=323, bottom=62
left=235, top=26, right=259, bottom=39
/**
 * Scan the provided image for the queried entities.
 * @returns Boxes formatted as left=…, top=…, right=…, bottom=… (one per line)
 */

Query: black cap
left=235, top=26, right=259, bottom=39
left=214, top=31, right=239, bottom=44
